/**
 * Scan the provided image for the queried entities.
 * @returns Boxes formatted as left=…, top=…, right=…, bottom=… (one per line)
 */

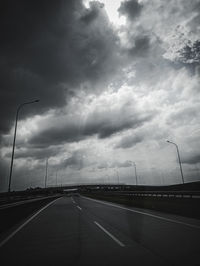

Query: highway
left=0, top=195, right=200, bottom=266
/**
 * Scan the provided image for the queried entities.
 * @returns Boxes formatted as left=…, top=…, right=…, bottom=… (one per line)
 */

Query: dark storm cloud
left=178, top=40, right=200, bottom=64
left=29, top=106, right=154, bottom=147
left=0, top=0, right=120, bottom=134
left=97, top=160, right=132, bottom=169
left=29, top=126, right=82, bottom=147
left=182, top=153, right=200, bottom=165
left=81, top=1, right=104, bottom=24
left=176, top=40, right=200, bottom=74
left=111, top=160, right=133, bottom=168
left=128, top=36, right=150, bottom=57
left=118, top=0, right=143, bottom=20
left=83, top=108, right=151, bottom=139
left=167, top=105, right=200, bottom=126
left=63, top=156, right=83, bottom=170
left=13, top=146, right=62, bottom=160
left=97, top=161, right=109, bottom=169
left=115, top=134, right=143, bottom=149
left=62, top=151, right=85, bottom=170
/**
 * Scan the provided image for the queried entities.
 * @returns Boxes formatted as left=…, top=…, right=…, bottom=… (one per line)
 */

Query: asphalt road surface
left=0, top=195, right=200, bottom=266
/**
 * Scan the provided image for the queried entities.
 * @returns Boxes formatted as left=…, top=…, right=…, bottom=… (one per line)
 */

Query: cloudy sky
left=0, top=0, right=200, bottom=191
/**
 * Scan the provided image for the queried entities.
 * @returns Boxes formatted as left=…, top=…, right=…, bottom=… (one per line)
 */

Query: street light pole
left=166, top=140, right=185, bottom=184
left=114, top=169, right=119, bottom=185
left=56, top=168, right=58, bottom=187
left=44, top=158, right=48, bottom=188
left=132, top=162, right=138, bottom=186
left=128, top=160, right=138, bottom=185
left=8, top=100, right=39, bottom=193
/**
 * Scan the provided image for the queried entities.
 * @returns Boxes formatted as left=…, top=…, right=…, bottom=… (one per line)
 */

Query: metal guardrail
left=0, top=194, right=61, bottom=210
left=98, top=190, right=200, bottom=199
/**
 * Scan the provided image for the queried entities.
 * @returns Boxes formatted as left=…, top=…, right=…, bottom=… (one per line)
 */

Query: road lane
left=0, top=195, right=199, bottom=265
left=79, top=195, right=200, bottom=266
left=0, top=196, right=166, bottom=266
left=81, top=195, right=200, bottom=229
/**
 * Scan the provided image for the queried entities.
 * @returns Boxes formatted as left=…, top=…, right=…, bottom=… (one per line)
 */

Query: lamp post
left=166, top=140, right=184, bottom=184
left=114, top=169, right=119, bottom=185
left=132, top=162, right=138, bottom=186
left=44, top=158, right=48, bottom=188
left=56, top=168, right=58, bottom=187
left=129, top=161, right=138, bottom=185
left=8, top=100, right=39, bottom=193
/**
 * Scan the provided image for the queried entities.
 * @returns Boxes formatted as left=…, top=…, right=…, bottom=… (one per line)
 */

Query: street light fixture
left=166, top=140, right=185, bottom=184
left=8, top=100, right=40, bottom=193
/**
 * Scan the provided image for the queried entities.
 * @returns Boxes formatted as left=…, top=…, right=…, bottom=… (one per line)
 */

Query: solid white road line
left=82, top=196, right=200, bottom=230
left=71, top=197, right=75, bottom=204
left=77, top=205, right=82, bottom=211
left=0, top=197, right=61, bottom=248
left=94, top=221, right=125, bottom=247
